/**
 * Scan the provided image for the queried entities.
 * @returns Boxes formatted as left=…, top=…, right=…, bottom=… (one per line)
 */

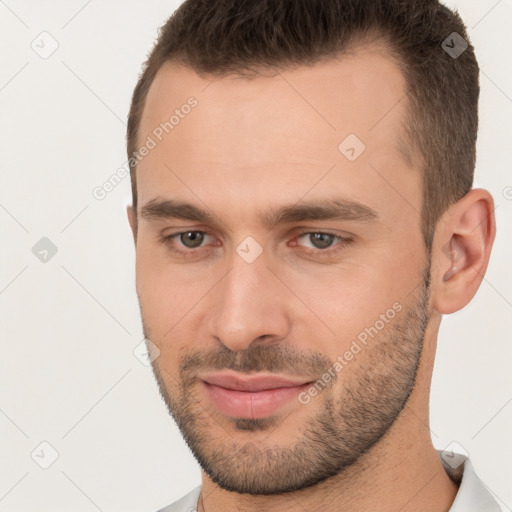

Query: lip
left=200, top=371, right=313, bottom=419
left=201, top=372, right=312, bottom=391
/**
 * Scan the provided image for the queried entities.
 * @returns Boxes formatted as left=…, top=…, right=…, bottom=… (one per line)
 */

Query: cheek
left=291, top=253, right=421, bottom=355
left=304, top=274, right=388, bottom=349
left=135, top=246, right=210, bottom=342
left=135, top=246, right=177, bottom=331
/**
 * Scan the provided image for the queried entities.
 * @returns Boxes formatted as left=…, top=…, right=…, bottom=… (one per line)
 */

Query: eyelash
left=158, top=230, right=352, bottom=258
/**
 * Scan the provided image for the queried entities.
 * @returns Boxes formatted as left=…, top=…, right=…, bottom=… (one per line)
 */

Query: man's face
left=131, top=47, right=431, bottom=494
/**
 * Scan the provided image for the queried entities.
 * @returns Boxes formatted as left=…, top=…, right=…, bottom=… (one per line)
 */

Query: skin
left=127, top=44, right=495, bottom=512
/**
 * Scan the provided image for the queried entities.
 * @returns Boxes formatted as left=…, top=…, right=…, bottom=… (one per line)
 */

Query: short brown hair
left=127, top=0, right=479, bottom=249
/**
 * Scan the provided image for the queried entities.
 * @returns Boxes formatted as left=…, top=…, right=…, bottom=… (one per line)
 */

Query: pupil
left=181, top=231, right=204, bottom=248
left=311, top=233, right=333, bottom=249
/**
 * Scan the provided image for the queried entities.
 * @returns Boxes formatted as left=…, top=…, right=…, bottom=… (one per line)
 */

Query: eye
left=175, top=231, right=208, bottom=249
left=160, top=230, right=215, bottom=257
left=294, top=231, right=350, bottom=253
left=297, top=232, right=338, bottom=250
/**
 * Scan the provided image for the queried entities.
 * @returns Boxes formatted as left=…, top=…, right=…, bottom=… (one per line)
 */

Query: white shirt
left=155, top=451, right=502, bottom=511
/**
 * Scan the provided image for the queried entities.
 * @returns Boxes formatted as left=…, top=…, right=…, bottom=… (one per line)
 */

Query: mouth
left=200, top=371, right=314, bottom=419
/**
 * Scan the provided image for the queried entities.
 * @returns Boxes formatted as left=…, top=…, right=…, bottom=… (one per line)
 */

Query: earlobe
left=127, top=204, right=138, bottom=243
left=431, top=189, right=496, bottom=314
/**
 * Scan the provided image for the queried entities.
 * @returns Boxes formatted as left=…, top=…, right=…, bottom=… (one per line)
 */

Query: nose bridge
left=209, top=250, right=289, bottom=351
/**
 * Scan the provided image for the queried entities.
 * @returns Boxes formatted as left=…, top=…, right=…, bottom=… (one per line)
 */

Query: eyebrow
left=139, top=197, right=379, bottom=229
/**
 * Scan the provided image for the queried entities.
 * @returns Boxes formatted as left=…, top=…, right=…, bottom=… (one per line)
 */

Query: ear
left=127, top=204, right=138, bottom=244
left=430, top=188, right=496, bottom=314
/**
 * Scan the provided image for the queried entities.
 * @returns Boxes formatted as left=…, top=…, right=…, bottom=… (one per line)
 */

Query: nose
left=207, top=252, right=291, bottom=352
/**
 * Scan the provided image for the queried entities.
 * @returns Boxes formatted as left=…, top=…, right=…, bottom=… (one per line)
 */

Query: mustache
left=179, top=343, right=334, bottom=380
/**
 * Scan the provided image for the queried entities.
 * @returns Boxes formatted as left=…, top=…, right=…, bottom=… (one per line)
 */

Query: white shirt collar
left=437, top=450, right=502, bottom=511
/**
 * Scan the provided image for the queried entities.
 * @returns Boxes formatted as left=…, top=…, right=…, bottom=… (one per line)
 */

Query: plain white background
left=0, top=1, right=511, bottom=510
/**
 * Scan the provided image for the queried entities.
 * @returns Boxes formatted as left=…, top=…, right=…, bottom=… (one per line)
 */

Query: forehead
left=136, top=45, right=417, bottom=224
left=141, top=46, right=407, bottom=141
